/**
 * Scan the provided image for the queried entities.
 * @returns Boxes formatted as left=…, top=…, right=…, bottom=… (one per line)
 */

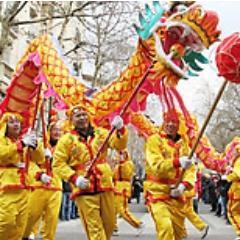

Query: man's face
left=71, top=109, right=89, bottom=130
left=163, top=120, right=179, bottom=137
left=50, top=125, right=61, bottom=141
left=7, top=116, right=21, bottom=138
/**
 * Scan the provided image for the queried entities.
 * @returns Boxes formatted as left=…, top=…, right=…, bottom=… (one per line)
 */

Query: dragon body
left=1, top=1, right=236, bottom=169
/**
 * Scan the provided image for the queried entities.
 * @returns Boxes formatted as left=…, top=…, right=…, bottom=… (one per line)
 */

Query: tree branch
left=9, top=2, right=105, bottom=27
left=64, top=41, right=97, bottom=56
left=7, top=1, right=28, bottom=23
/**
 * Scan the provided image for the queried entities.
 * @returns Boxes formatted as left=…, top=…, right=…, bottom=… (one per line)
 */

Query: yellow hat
left=66, top=99, right=96, bottom=119
left=0, top=112, right=23, bottom=137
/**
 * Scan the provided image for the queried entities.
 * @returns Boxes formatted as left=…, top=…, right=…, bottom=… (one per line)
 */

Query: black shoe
left=201, top=225, right=209, bottom=239
left=112, top=229, right=119, bottom=236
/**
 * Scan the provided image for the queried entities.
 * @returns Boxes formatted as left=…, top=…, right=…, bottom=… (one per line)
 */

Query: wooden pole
left=175, top=79, right=228, bottom=187
left=25, top=83, right=42, bottom=173
left=189, top=79, right=228, bottom=159
left=85, top=63, right=154, bottom=177
left=40, top=101, right=52, bottom=183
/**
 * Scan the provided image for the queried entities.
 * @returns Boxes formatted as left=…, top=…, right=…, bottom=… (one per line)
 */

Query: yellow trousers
left=148, top=199, right=186, bottom=240
left=0, top=189, right=29, bottom=240
left=114, top=193, right=141, bottom=229
left=75, top=191, right=115, bottom=240
left=184, top=199, right=206, bottom=231
left=228, top=199, right=240, bottom=236
left=24, top=189, right=62, bottom=240
left=31, top=214, right=45, bottom=237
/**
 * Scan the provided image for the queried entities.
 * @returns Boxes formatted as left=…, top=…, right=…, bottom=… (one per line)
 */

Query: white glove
left=44, top=148, right=52, bottom=159
left=170, top=183, right=186, bottom=198
left=111, top=115, right=124, bottom=130
left=75, top=176, right=89, bottom=189
left=40, top=173, right=52, bottom=184
left=14, top=162, right=25, bottom=169
left=225, top=165, right=233, bottom=175
left=22, top=132, right=37, bottom=148
left=179, top=157, right=192, bottom=169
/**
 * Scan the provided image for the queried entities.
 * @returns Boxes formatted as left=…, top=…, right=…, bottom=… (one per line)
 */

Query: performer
left=53, top=104, right=128, bottom=240
left=23, top=120, right=63, bottom=240
left=144, top=111, right=194, bottom=240
left=0, top=112, right=37, bottom=240
left=224, top=143, right=240, bottom=240
left=113, top=149, right=143, bottom=233
left=192, top=131, right=240, bottom=239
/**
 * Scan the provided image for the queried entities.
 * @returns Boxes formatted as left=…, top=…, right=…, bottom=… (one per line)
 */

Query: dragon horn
left=139, top=12, right=148, bottom=27
left=145, top=3, right=154, bottom=20
left=134, top=1, right=166, bottom=40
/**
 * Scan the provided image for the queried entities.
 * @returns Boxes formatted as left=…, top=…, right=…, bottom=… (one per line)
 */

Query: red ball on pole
left=215, top=32, right=240, bottom=83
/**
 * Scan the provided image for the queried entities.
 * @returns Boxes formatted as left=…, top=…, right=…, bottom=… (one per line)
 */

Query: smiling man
left=53, top=104, right=128, bottom=240
left=144, top=110, right=194, bottom=240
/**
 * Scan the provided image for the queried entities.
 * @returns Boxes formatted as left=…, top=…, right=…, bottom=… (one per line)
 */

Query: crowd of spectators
left=201, top=173, right=231, bottom=224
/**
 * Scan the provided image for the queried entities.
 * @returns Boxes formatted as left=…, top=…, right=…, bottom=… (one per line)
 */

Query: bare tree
left=66, top=1, right=140, bottom=87
left=0, top=2, right=27, bottom=54
left=207, top=84, right=240, bottom=151
left=0, top=2, right=101, bottom=55
left=0, top=1, right=141, bottom=85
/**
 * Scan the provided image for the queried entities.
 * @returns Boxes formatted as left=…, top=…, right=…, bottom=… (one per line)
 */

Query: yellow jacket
left=227, top=156, right=240, bottom=200
left=144, top=131, right=195, bottom=203
left=0, top=135, right=40, bottom=191
left=113, top=156, right=135, bottom=198
left=28, top=141, right=62, bottom=191
left=53, top=127, right=128, bottom=199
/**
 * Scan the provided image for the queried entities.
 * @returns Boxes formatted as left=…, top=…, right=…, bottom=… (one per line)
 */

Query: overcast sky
left=179, top=1, right=240, bottom=113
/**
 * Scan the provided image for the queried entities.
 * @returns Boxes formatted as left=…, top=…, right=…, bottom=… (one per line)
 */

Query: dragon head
left=134, top=1, right=221, bottom=85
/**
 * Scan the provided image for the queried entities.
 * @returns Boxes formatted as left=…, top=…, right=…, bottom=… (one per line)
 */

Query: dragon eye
left=175, top=5, right=188, bottom=12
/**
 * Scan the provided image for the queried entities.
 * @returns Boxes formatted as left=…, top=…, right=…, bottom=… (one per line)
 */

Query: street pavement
left=55, top=201, right=236, bottom=240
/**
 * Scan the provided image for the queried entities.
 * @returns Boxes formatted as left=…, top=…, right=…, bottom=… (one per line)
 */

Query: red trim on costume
left=73, top=164, right=89, bottom=171
left=35, top=171, right=43, bottom=181
left=0, top=184, right=31, bottom=191
left=0, top=165, right=18, bottom=168
left=70, top=130, right=78, bottom=135
left=69, top=174, right=78, bottom=184
left=70, top=187, right=113, bottom=200
left=182, top=181, right=191, bottom=189
left=173, top=157, right=180, bottom=168
left=16, top=140, right=23, bottom=153
left=18, top=168, right=26, bottom=186
left=146, top=175, right=177, bottom=185
left=117, top=127, right=125, bottom=136
left=145, top=191, right=171, bottom=205
left=45, top=159, right=53, bottom=177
